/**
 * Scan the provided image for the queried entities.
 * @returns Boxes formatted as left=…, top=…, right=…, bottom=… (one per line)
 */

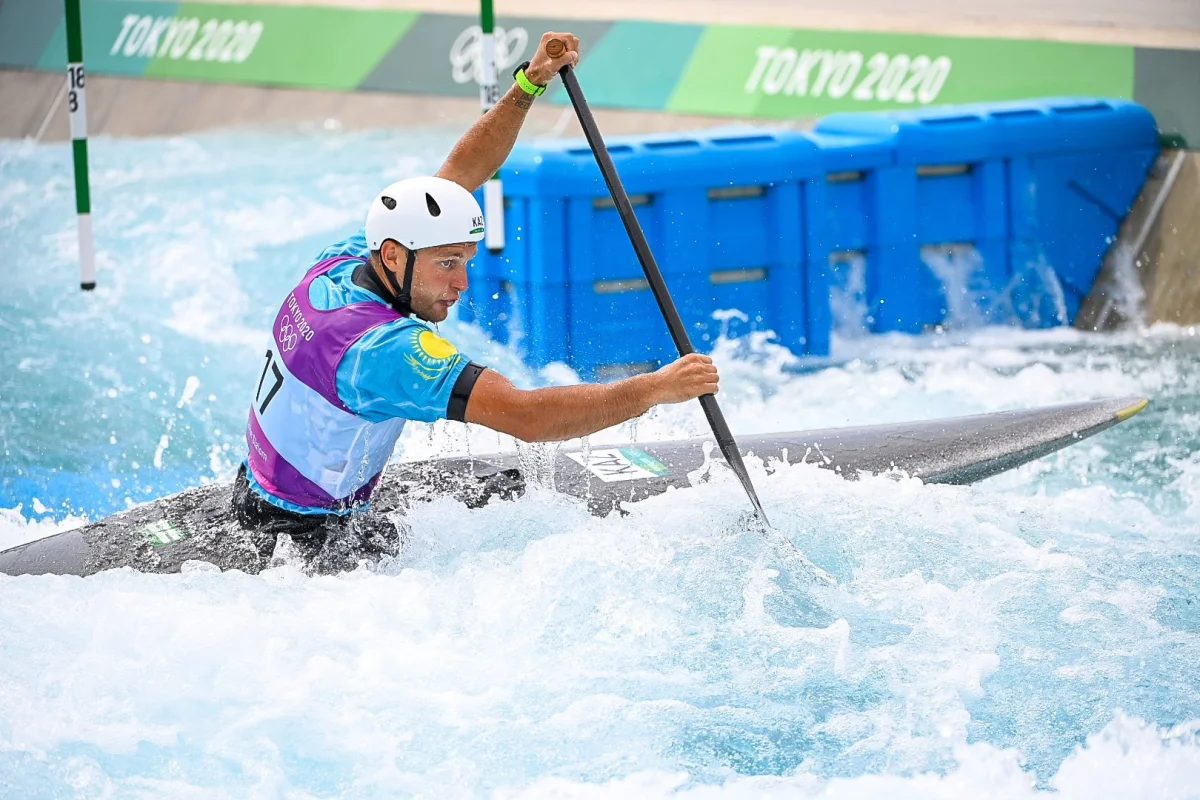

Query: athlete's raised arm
left=464, top=354, right=719, bottom=443
left=435, top=31, right=579, bottom=192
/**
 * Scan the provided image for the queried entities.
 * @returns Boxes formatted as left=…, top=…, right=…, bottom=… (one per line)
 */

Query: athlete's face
left=383, top=241, right=477, bottom=323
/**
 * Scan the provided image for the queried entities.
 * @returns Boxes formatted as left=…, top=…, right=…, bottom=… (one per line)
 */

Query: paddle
left=548, top=39, right=771, bottom=526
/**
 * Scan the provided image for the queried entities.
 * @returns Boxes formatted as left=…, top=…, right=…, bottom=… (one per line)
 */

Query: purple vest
left=246, top=255, right=408, bottom=510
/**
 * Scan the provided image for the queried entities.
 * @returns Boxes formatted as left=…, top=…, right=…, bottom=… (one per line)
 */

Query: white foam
left=3, top=132, right=1199, bottom=797
left=0, top=505, right=90, bottom=551
left=496, top=715, right=1200, bottom=798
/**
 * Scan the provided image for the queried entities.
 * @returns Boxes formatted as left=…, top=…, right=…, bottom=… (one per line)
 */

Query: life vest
left=245, top=255, right=407, bottom=511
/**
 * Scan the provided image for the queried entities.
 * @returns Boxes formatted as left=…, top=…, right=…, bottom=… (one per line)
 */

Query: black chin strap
left=357, top=246, right=417, bottom=317
left=399, top=247, right=416, bottom=313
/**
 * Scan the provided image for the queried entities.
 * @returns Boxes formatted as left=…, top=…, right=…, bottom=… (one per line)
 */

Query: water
left=2, top=130, right=1200, bottom=798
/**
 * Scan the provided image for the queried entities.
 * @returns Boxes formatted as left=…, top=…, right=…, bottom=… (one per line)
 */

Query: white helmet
left=364, top=176, right=484, bottom=316
left=365, top=176, right=484, bottom=251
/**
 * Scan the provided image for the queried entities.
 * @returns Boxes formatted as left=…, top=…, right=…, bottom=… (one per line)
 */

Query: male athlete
left=233, top=32, right=719, bottom=568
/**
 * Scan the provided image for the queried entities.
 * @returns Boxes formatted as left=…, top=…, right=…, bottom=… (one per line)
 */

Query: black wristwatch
left=512, top=61, right=547, bottom=96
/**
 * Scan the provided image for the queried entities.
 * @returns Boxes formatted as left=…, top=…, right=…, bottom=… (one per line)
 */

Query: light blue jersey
left=246, top=229, right=472, bottom=514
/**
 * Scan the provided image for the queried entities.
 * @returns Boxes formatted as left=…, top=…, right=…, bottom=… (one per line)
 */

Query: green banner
left=41, top=0, right=178, bottom=75
left=145, top=4, right=417, bottom=89
left=554, top=21, right=705, bottom=111
left=361, top=13, right=612, bottom=97
left=0, top=0, right=64, bottom=70
left=668, top=26, right=1134, bottom=116
left=0, top=0, right=1191, bottom=142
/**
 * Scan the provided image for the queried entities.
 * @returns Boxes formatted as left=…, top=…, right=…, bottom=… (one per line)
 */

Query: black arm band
left=447, top=362, right=486, bottom=422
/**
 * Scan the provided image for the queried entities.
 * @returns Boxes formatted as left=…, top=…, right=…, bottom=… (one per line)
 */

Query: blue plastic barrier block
left=463, top=128, right=829, bottom=374
left=999, top=98, right=1159, bottom=320
left=988, top=97, right=1159, bottom=156
left=704, top=271, right=773, bottom=342
left=477, top=279, right=572, bottom=366
left=826, top=250, right=873, bottom=335
left=463, top=193, right=569, bottom=342
left=813, top=97, right=1158, bottom=330
left=807, top=132, right=896, bottom=255
left=772, top=179, right=820, bottom=356
left=824, top=238, right=1092, bottom=335
left=566, top=196, right=668, bottom=282
left=822, top=239, right=1015, bottom=335
left=464, top=99, right=1157, bottom=363
left=457, top=276, right=504, bottom=340
left=567, top=279, right=680, bottom=378
left=814, top=107, right=1014, bottom=332
left=1011, top=150, right=1158, bottom=297
left=920, top=240, right=1012, bottom=326
left=802, top=135, right=894, bottom=344
left=691, top=179, right=813, bottom=353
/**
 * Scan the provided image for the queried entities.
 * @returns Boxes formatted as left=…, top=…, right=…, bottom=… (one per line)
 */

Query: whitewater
left=2, top=128, right=1199, bottom=798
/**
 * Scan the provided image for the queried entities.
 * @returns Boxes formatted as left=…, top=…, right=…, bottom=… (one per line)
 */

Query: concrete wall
left=1077, top=150, right=1200, bottom=329
left=1142, top=153, right=1200, bottom=326
left=0, top=70, right=798, bottom=143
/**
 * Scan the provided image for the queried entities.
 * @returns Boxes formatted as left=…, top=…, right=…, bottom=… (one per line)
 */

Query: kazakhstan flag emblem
left=405, top=329, right=459, bottom=379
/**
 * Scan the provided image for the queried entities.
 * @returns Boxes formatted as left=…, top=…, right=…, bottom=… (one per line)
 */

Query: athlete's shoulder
left=314, top=228, right=370, bottom=263
left=338, top=319, right=469, bottom=422
left=366, top=319, right=462, bottom=365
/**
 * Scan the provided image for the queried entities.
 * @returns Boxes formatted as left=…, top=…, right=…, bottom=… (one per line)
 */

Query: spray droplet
left=154, top=435, right=170, bottom=468
left=178, top=376, right=201, bottom=408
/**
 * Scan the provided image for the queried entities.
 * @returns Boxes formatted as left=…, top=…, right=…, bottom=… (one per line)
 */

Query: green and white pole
left=480, top=0, right=504, bottom=252
left=65, top=0, right=95, bottom=290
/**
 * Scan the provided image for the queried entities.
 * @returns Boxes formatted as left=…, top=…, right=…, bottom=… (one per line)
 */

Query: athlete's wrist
left=523, top=65, right=553, bottom=87
left=513, top=61, right=548, bottom=96
left=628, top=372, right=664, bottom=410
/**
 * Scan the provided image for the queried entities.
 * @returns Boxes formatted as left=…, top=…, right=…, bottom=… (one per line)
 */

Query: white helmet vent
left=365, top=176, right=485, bottom=251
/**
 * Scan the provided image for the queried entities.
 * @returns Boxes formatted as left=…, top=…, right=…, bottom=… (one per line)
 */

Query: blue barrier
left=463, top=128, right=826, bottom=378
left=814, top=97, right=1158, bottom=330
left=461, top=98, right=1158, bottom=377
left=803, top=132, right=894, bottom=336
left=1002, top=99, right=1159, bottom=322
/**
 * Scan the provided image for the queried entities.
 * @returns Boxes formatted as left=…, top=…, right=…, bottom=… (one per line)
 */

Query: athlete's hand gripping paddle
left=547, top=39, right=771, bottom=526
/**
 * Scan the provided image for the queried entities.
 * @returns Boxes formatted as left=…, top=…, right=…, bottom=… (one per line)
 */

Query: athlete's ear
left=380, top=240, right=409, bottom=273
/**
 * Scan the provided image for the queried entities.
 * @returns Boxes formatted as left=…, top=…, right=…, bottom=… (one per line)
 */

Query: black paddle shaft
left=556, top=62, right=770, bottom=525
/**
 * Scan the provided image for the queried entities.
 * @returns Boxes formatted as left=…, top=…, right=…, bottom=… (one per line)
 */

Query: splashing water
left=2, top=130, right=1200, bottom=798
left=920, top=244, right=1070, bottom=332
left=828, top=250, right=872, bottom=337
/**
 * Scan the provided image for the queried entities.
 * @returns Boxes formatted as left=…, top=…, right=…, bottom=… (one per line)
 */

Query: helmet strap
left=399, top=247, right=417, bottom=315
left=375, top=244, right=416, bottom=317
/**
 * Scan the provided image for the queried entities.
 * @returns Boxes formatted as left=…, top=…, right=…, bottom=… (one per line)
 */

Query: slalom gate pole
left=479, top=0, right=505, bottom=252
left=64, top=0, right=96, bottom=290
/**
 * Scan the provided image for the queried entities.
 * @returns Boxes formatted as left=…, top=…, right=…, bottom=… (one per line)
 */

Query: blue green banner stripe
left=0, top=0, right=1192, bottom=143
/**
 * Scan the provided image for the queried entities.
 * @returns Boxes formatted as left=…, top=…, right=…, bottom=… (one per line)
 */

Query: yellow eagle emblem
left=404, top=329, right=459, bottom=379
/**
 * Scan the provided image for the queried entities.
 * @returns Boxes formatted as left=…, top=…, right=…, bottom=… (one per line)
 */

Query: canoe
left=0, top=396, right=1148, bottom=577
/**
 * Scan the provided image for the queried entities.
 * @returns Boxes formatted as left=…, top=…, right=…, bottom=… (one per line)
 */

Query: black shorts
left=231, top=464, right=403, bottom=573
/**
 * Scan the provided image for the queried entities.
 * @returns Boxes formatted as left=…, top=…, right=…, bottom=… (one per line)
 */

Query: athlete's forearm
left=466, top=370, right=661, bottom=443
left=518, top=376, right=659, bottom=442
left=436, top=83, right=535, bottom=192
